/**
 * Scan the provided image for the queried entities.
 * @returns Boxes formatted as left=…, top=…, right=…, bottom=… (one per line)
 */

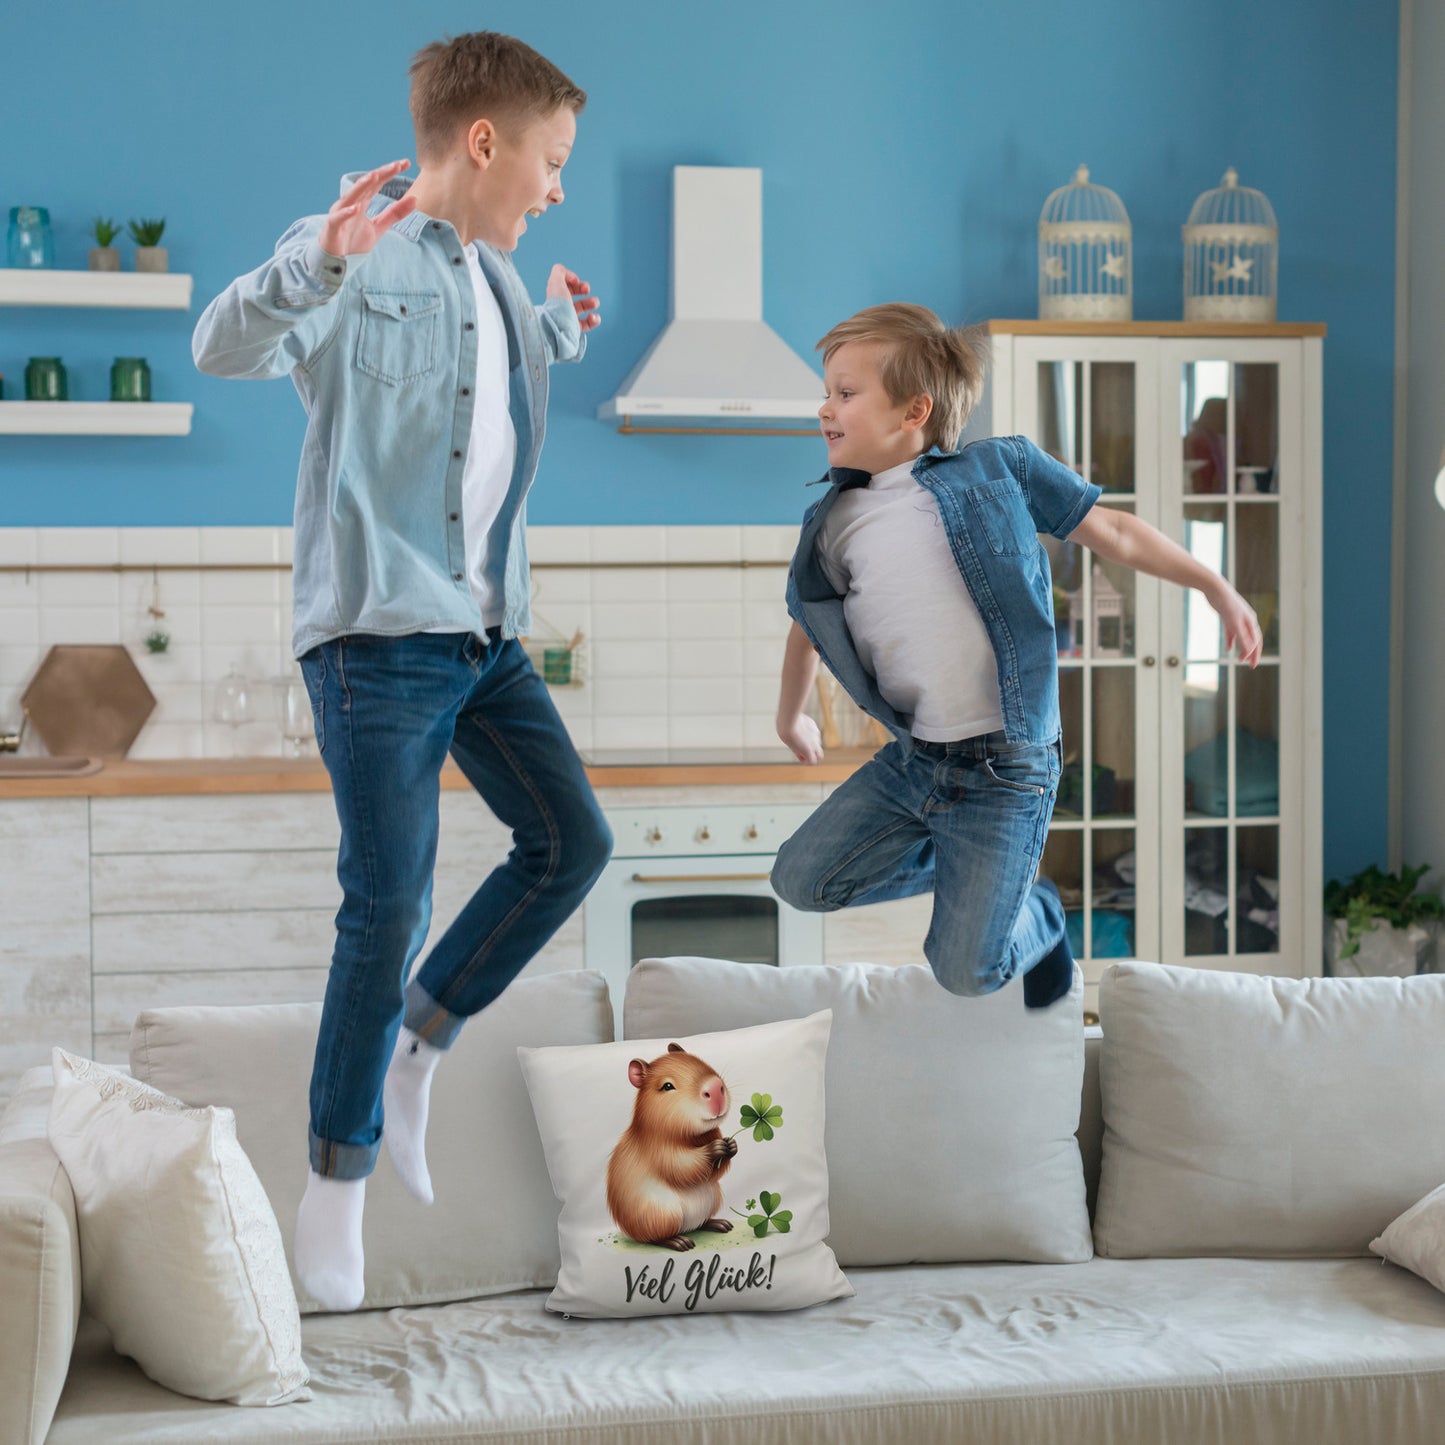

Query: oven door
left=583, top=854, right=825, bottom=1032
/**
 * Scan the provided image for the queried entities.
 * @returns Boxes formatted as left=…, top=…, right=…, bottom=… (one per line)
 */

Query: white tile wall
left=0, top=524, right=866, bottom=760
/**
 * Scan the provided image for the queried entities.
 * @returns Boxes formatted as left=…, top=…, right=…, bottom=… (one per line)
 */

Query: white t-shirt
left=454, top=247, right=517, bottom=629
left=816, top=459, right=1004, bottom=742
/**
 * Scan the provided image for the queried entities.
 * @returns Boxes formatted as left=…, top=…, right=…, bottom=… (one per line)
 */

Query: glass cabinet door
left=1014, top=340, right=1160, bottom=987
left=1159, top=342, right=1302, bottom=968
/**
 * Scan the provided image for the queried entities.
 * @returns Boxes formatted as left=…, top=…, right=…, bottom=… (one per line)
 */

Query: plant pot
left=134, top=246, right=168, bottom=274
left=1323, top=916, right=1432, bottom=977
left=88, top=247, right=121, bottom=272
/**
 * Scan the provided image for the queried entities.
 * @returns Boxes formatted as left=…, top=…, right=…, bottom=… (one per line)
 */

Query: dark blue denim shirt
left=785, top=436, right=1101, bottom=758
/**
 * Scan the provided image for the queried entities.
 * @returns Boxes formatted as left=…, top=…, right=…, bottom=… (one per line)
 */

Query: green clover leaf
left=734, top=1188, right=792, bottom=1238
left=738, top=1094, right=784, bottom=1143
left=745, top=1198, right=757, bottom=1211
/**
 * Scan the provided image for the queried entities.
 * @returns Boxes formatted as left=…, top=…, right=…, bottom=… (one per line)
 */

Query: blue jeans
left=299, top=631, right=612, bottom=1179
left=771, top=732, right=1069, bottom=1003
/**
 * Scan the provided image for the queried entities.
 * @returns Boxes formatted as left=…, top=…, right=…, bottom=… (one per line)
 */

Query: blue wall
left=0, top=0, right=1400, bottom=879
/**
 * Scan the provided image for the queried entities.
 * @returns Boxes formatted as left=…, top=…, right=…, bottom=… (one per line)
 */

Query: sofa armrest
left=0, top=1069, right=81, bottom=1445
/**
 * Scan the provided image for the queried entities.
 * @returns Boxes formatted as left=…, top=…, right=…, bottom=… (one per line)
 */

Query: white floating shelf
left=0, top=269, right=193, bottom=310
left=0, top=402, right=193, bottom=436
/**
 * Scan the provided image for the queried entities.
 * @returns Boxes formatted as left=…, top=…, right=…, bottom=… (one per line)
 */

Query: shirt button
left=453, top=572, right=464, bottom=581
left=432, top=221, right=441, bottom=230
left=465, top=322, right=475, bottom=331
left=453, top=256, right=463, bottom=265
left=453, top=449, right=462, bottom=459
left=461, top=387, right=470, bottom=396
left=449, top=513, right=459, bottom=522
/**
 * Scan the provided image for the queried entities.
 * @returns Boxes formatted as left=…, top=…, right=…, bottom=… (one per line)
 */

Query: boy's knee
left=769, top=844, right=835, bottom=913
left=560, top=813, right=612, bottom=896
left=925, top=940, right=1010, bottom=999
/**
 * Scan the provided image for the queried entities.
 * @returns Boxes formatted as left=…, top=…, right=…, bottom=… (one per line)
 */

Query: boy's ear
left=902, top=393, right=933, bottom=433
left=466, top=117, right=498, bottom=167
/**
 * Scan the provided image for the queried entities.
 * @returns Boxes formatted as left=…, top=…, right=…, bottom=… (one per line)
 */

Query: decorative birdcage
left=1038, top=165, right=1132, bottom=321
left=1183, top=167, right=1278, bottom=322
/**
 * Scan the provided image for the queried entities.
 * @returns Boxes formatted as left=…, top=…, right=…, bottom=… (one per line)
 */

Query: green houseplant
left=88, top=216, right=121, bottom=272
left=1323, top=863, right=1443, bottom=976
left=127, top=216, right=167, bottom=274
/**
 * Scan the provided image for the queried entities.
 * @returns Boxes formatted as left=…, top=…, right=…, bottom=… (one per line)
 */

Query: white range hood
left=598, top=166, right=822, bottom=424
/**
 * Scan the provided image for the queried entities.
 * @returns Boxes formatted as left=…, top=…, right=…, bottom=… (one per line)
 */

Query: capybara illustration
left=605, top=1043, right=738, bottom=1250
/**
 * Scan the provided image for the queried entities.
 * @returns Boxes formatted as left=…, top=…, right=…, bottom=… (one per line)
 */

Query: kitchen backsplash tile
left=0, top=524, right=826, bottom=760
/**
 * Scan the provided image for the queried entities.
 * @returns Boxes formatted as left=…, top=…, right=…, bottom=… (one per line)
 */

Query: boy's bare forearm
left=1073, top=507, right=1225, bottom=601
left=777, top=621, right=820, bottom=721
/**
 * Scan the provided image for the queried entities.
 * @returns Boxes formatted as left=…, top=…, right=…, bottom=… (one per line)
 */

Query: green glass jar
left=110, top=357, right=151, bottom=402
left=25, top=357, right=67, bottom=401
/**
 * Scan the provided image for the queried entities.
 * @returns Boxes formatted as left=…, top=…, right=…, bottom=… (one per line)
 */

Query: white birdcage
left=1183, top=167, right=1278, bottom=322
left=1038, top=165, right=1132, bottom=322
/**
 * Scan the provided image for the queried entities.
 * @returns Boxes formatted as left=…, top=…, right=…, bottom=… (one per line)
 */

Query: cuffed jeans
left=299, top=631, right=611, bottom=1179
left=771, top=731, right=1068, bottom=1001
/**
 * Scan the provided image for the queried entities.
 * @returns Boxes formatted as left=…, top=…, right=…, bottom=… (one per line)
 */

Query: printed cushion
left=518, top=1010, right=852, bottom=1318
left=45, top=1049, right=308, bottom=1407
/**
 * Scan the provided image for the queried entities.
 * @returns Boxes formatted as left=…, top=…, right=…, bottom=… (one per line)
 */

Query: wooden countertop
left=0, top=751, right=878, bottom=799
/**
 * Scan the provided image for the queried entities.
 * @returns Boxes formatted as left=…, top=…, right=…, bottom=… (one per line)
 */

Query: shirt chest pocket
left=967, top=477, right=1040, bottom=557
left=355, top=289, right=442, bottom=385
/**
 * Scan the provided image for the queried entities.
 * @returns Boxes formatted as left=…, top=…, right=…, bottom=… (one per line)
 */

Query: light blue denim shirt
left=785, top=436, right=1101, bottom=756
left=193, top=174, right=585, bottom=657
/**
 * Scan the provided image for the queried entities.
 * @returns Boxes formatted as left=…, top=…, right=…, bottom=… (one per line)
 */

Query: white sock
left=383, top=1026, right=443, bottom=1205
left=294, top=1171, right=365, bottom=1312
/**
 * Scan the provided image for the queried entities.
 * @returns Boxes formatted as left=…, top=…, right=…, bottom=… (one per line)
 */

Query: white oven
left=583, top=801, right=825, bottom=1031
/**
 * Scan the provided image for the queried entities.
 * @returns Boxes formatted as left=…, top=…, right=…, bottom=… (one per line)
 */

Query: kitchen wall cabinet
left=973, top=322, right=1324, bottom=1003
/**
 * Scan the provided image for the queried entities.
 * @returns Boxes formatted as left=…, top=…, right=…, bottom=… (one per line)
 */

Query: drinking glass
left=278, top=677, right=315, bottom=758
left=211, top=667, right=253, bottom=756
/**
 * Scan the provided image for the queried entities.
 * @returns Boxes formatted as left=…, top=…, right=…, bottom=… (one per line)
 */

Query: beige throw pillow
left=45, top=1049, right=309, bottom=1407
left=1372, top=1182, right=1445, bottom=1295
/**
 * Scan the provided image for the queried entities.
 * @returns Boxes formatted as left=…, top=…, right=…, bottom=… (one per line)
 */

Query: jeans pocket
left=980, top=747, right=1050, bottom=796
left=355, top=288, right=442, bottom=384
left=299, top=647, right=327, bottom=755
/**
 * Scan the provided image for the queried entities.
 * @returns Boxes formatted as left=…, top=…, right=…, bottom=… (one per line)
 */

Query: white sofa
left=4, top=958, right=1445, bottom=1445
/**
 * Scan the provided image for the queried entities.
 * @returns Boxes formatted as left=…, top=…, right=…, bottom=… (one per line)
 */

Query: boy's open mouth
left=823, top=429, right=843, bottom=442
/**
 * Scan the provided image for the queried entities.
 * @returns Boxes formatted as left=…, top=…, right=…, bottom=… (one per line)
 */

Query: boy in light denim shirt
left=775, top=305, right=1261, bottom=1010
left=193, top=32, right=610, bottom=1310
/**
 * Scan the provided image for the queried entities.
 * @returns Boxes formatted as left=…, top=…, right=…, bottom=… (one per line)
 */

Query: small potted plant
left=1323, top=863, right=1444, bottom=977
left=128, top=216, right=167, bottom=273
left=88, top=216, right=122, bottom=272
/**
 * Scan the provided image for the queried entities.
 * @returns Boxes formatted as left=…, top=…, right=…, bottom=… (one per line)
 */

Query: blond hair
left=817, top=304, right=990, bottom=450
left=409, top=32, right=586, bottom=162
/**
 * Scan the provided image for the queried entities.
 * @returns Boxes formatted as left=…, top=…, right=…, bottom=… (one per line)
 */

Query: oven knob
left=696, top=826, right=711, bottom=842
left=645, top=826, right=664, bottom=844
left=743, top=824, right=759, bottom=841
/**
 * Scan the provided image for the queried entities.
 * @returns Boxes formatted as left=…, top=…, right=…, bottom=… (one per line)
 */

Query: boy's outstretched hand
left=1214, top=585, right=1264, bottom=668
left=547, top=265, right=601, bottom=331
left=319, top=160, right=418, bottom=258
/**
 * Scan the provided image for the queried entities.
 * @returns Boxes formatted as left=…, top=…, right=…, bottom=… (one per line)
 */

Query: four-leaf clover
left=738, top=1092, right=783, bottom=1141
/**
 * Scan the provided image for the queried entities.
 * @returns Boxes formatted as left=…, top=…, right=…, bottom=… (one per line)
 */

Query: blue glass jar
left=8, top=207, right=56, bottom=268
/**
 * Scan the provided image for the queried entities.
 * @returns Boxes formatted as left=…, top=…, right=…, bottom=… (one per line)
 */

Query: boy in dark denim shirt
left=194, top=32, right=609, bottom=1309
left=775, top=305, right=1261, bottom=1010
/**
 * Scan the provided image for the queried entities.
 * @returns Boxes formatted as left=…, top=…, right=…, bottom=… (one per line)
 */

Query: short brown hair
left=817, top=304, right=990, bottom=450
left=409, top=32, right=586, bottom=162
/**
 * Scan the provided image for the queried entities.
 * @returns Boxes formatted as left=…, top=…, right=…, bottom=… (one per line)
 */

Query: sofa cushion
left=624, top=957, right=1093, bottom=1266
left=1094, top=963, right=1445, bottom=1257
left=518, top=1010, right=852, bottom=1318
left=39, top=1257, right=1445, bottom=1444
left=46, top=1049, right=309, bottom=1406
left=0, top=1067, right=81, bottom=1445
left=1373, top=1180, right=1445, bottom=1295
left=129, top=970, right=613, bottom=1312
